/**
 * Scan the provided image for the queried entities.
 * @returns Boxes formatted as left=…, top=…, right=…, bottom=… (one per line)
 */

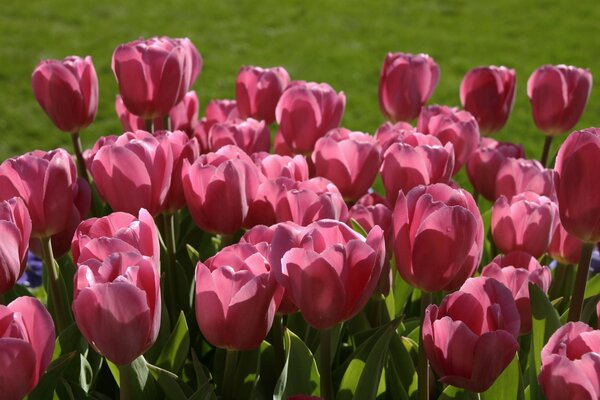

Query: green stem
left=221, top=349, right=237, bottom=400
left=118, top=362, right=135, bottom=400
left=418, top=291, right=432, bottom=400
left=319, top=328, right=334, bottom=400
left=0, top=293, right=5, bottom=305
left=568, top=242, right=594, bottom=322
left=473, top=190, right=479, bottom=205
left=163, top=116, right=172, bottom=131
left=540, top=136, right=553, bottom=167
left=70, top=131, right=90, bottom=184
left=145, top=119, right=154, bottom=133
left=40, top=236, right=69, bottom=332
left=162, top=212, right=182, bottom=319
left=272, top=316, right=286, bottom=378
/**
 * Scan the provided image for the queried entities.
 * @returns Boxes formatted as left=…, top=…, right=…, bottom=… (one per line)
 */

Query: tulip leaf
left=584, top=274, right=600, bottom=299
left=27, top=351, right=77, bottom=400
left=350, top=218, right=368, bottom=237
left=156, top=311, right=190, bottom=374
left=250, top=341, right=277, bottom=400
left=147, top=363, right=188, bottom=400
left=529, top=283, right=561, bottom=376
left=386, top=332, right=416, bottom=400
left=107, top=356, right=160, bottom=400
left=392, top=268, right=414, bottom=318
left=229, top=348, right=261, bottom=400
left=438, top=385, right=478, bottom=399
left=481, top=353, right=521, bottom=400
left=273, top=329, right=320, bottom=399
left=186, top=243, right=201, bottom=265
left=190, top=350, right=217, bottom=400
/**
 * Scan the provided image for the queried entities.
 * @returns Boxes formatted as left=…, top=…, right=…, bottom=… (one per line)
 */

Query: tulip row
left=0, top=35, right=597, bottom=400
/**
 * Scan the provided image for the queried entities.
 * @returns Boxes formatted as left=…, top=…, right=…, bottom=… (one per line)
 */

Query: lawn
left=1, top=0, right=599, bottom=164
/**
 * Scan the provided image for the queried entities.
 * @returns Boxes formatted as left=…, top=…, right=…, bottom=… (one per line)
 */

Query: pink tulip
left=491, top=191, right=557, bottom=258
left=393, top=184, right=483, bottom=292
left=195, top=243, right=282, bottom=349
left=236, top=66, right=290, bottom=124
left=417, top=105, right=480, bottom=174
left=273, top=130, right=295, bottom=156
left=270, top=219, right=385, bottom=329
left=555, top=128, right=600, bottom=242
left=495, top=157, right=556, bottom=200
left=83, top=135, right=118, bottom=172
left=539, top=322, right=600, bottom=399
left=527, top=65, right=592, bottom=135
left=112, top=36, right=201, bottom=119
left=209, top=118, right=270, bottom=154
left=423, top=276, right=520, bottom=392
left=252, top=152, right=309, bottom=181
left=32, top=55, right=98, bottom=133
left=276, top=81, right=346, bottom=153
left=380, top=131, right=454, bottom=205
left=481, top=252, right=552, bottom=334
left=73, top=251, right=160, bottom=365
left=0, top=198, right=31, bottom=293
left=312, top=128, right=382, bottom=200
left=192, top=119, right=210, bottom=153
left=90, top=130, right=173, bottom=216
left=204, top=99, right=239, bottom=133
left=0, top=149, right=78, bottom=237
left=0, top=297, right=55, bottom=400
left=374, top=121, right=415, bottom=153
left=378, top=52, right=439, bottom=122
left=460, top=66, right=516, bottom=134
left=549, top=219, right=583, bottom=265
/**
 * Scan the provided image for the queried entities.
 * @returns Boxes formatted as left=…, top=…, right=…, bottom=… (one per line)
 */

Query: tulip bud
left=236, top=66, right=290, bottom=124
left=0, top=198, right=31, bottom=294
left=495, top=157, right=556, bottom=200
left=209, top=118, right=270, bottom=154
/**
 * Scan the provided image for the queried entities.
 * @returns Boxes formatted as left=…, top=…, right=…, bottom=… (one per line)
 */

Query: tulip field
left=1, top=1, right=600, bottom=400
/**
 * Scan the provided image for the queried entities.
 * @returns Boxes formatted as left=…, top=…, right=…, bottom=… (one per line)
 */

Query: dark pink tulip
left=460, top=66, right=516, bottom=134
left=417, top=105, right=480, bottom=174
left=393, top=184, right=483, bottom=292
left=32, top=55, right=98, bottom=133
left=0, top=198, right=31, bottom=293
left=423, top=277, right=520, bottom=393
left=236, top=66, right=290, bottom=124
left=209, top=118, right=270, bottom=154
left=204, top=99, right=239, bottom=133
left=252, top=152, right=309, bottom=181
left=91, top=130, right=173, bottom=216
left=495, top=157, right=556, bottom=200
left=83, top=135, right=118, bottom=172
left=549, top=219, right=583, bottom=265
left=555, top=128, right=600, bottom=243
left=0, top=149, right=77, bottom=237
left=276, top=81, right=346, bottom=153
left=527, top=65, right=592, bottom=136
left=481, top=252, right=552, bottom=334
left=312, top=128, right=382, bottom=200
left=192, top=119, right=210, bottom=153
left=73, top=251, right=160, bottom=365
left=112, top=36, right=201, bottom=119
left=374, top=121, right=415, bottom=153
left=0, top=297, right=55, bottom=400
left=378, top=52, right=439, bottom=122
left=270, top=219, right=385, bottom=329
left=274, top=130, right=295, bottom=156
left=380, top=132, right=454, bottom=205
left=182, top=145, right=261, bottom=234
left=491, top=191, right=557, bottom=258
left=539, top=322, right=600, bottom=399
left=195, top=243, right=282, bottom=350
left=466, top=138, right=525, bottom=201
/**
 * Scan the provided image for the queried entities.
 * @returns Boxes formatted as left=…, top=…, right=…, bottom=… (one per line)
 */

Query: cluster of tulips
left=0, top=36, right=598, bottom=400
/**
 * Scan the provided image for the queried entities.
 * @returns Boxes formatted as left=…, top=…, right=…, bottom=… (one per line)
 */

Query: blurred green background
left=1, top=0, right=599, bottom=163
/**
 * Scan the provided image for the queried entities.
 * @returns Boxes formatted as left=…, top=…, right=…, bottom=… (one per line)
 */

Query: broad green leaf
left=350, top=218, right=368, bottom=237
left=155, top=311, right=190, bottom=373
left=28, top=352, right=77, bottom=400
left=584, top=274, right=600, bottom=299
left=274, top=329, right=320, bottom=399
left=481, top=354, right=521, bottom=400
left=388, top=332, right=416, bottom=397
left=190, top=350, right=217, bottom=400
left=392, top=268, right=414, bottom=318
left=107, top=356, right=159, bottom=400
left=251, top=341, right=277, bottom=400
left=438, top=385, right=478, bottom=399
left=231, top=349, right=261, bottom=400
left=186, top=243, right=201, bottom=264
left=529, top=283, right=561, bottom=376
left=147, top=363, right=188, bottom=400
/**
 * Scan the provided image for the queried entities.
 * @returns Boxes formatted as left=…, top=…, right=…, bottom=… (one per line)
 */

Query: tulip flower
left=0, top=297, right=55, bottom=400
left=423, top=277, right=520, bottom=393
left=393, top=184, right=483, bottom=292
left=204, top=99, right=239, bottom=132
left=378, top=52, right=439, bottom=122
left=491, top=191, right=557, bottom=258
left=236, top=66, right=290, bottom=124
left=374, top=121, right=415, bottom=152
left=312, top=128, right=382, bottom=200
left=209, top=118, right=271, bottom=154
left=549, top=219, right=583, bottom=265
left=495, top=157, right=556, bottom=200
left=73, top=251, right=161, bottom=365
left=32, top=55, right=98, bottom=134
left=0, top=198, right=31, bottom=294
left=460, top=66, right=516, bottom=134
left=252, top=152, right=309, bottom=181
left=417, top=105, right=480, bottom=174
left=274, top=130, right=295, bottom=156
left=276, top=81, right=346, bottom=153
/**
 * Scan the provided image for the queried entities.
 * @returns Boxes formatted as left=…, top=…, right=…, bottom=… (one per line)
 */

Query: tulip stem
left=272, top=315, right=286, bottom=378
left=162, top=212, right=180, bottom=318
left=221, top=349, right=237, bottom=400
left=118, top=362, right=135, bottom=400
left=145, top=119, right=154, bottom=133
left=71, top=131, right=90, bottom=184
left=40, top=236, right=69, bottom=333
left=540, top=136, right=553, bottom=167
left=418, top=291, right=432, bottom=400
left=567, top=242, right=594, bottom=322
left=319, top=328, right=334, bottom=400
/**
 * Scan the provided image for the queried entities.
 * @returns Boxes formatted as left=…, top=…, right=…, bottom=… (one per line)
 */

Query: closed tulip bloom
left=423, top=277, right=520, bottom=393
left=312, top=128, right=382, bottom=200
left=274, top=130, right=295, bottom=156
left=252, top=152, right=309, bottom=181
left=539, top=322, right=600, bottom=399
left=0, top=297, right=55, bottom=400
left=492, top=191, right=557, bottom=258
left=209, top=118, right=270, bottom=154
left=549, top=219, right=583, bottom=265
left=466, top=138, right=526, bottom=201
left=374, top=121, right=415, bottom=152
left=270, top=219, right=385, bottom=329
left=0, top=198, right=31, bottom=294
left=91, top=130, right=173, bottom=216
left=417, top=105, right=480, bottom=174
left=32, top=55, right=98, bottom=133
left=112, top=36, right=201, bottom=119
left=0, top=149, right=77, bottom=237
left=378, top=52, right=439, bottom=122
left=460, top=66, right=516, bottom=134
left=555, top=128, right=600, bottom=242
left=276, top=81, right=346, bottom=153
left=204, top=99, right=239, bottom=133
left=495, top=157, right=556, bottom=200
left=527, top=65, right=592, bottom=136
left=236, top=66, right=290, bottom=124
left=73, top=251, right=160, bottom=365
left=393, top=184, right=483, bottom=292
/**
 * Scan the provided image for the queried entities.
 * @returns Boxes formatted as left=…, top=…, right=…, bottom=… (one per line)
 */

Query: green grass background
left=1, top=0, right=599, bottom=164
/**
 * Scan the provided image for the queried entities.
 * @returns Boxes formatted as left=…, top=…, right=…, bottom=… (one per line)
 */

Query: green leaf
left=155, top=311, right=190, bottom=373
left=350, top=218, right=368, bottom=237
left=392, top=269, right=414, bottom=318
left=230, top=349, right=261, bottom=400
left=147, top=363, right=188, bottom=400
left=251, top=341, right=277, bottom=400
left=28, top=352, right=77, bottom=400
left=388, top=332, right=416, bottom=398
left=107, top=356, right=159, bottom=400
left=274, top=329, right=320, bottom=399
left=438, top=385, right=478, bottom=400
left=584, top=274, right=600, bottom=299
left=191, top=349, right=216, bottom=397
left=481, top=353, right=521, bottom=400
left=186, top=243, right=201, bottom=264
left=529, top=283, right=561, bottom=376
